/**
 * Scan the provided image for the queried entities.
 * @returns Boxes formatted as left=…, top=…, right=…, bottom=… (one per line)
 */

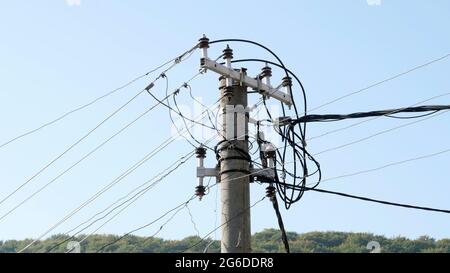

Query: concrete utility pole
left=218, top=74, right=251, bottom=253
left=195, top=35, right=293, bottom=253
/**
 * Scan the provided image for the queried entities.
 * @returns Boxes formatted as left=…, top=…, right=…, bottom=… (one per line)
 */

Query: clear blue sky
left=0, top=0, right=449, bottom=242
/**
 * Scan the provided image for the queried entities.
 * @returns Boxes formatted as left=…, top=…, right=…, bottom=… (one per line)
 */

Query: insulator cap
left=224, top=86, right=233, bottom=99
left=282, top=76, right=292, bottom=87
left=222, top=45, right=233, bottom=60
left=195, top=185, right=206, bottom=200
left=265, top=185, right=276, bottom=198
left=195, top=146, right=207, bottom=158
left=198, top=35, right=210, bottom=49
left=261, top=66, right=272, bottom=78
left=264, top=150, right=276, bottom=159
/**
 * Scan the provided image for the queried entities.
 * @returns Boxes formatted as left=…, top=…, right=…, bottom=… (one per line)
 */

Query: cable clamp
left=239, top=70, right=245, bottom=86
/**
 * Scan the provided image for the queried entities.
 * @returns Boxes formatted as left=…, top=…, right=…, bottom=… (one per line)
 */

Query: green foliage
left=1, top=229, right=449, bottom=253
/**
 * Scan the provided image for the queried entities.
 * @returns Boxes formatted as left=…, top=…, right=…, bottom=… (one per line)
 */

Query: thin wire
left=18, top=75, right=219, bottom=253
left=385, top=110, right=439, bottom=119
left=307, top=92, right=450, bottom=141
left=0, top=89, right=180, bottom=223
left=44, top=120, right=219, bottom=252
left=46, top=150, right=196, bottom=253
left=309, top=53, right=450, bottom=113
left=186, top=204, right=201, bottom=238
left=0, top=53, right=194, bottom=209
left=94, top=196, right=196, bottom=253
left=313, top=110, right=449, bottom=156
left=203, top=179, right=219, bottom=253
left=0, top=45, right=198, bottom=151
left=64, top=153, right=194, bottom=236
left=69, top=182, right=196, bottom=253
left=71, top=139, right=217, bottom=249
left=0, top=88, right=146, bottom=208
left=311, top=147, right=450, bottom=186
left=182, top=196, right=266, bottom=253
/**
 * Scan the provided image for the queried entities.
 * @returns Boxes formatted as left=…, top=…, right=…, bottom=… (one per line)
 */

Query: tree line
left=1, top=229, right=449, bottom=253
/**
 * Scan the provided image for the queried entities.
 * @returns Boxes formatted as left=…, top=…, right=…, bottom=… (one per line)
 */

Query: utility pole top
left=198, top=35, right=293, bottom=107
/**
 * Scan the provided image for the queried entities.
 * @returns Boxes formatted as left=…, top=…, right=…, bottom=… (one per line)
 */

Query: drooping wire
left=0, top=52, right=192, bottom=209
left=0, top=86, right=182, bottom=224
left=306, top=92, right=450, bottom=141
left=94, top=195, right=197, bottom=253
left=224, top=56, right=313, bottom=209
left=18, top=73, right=219, bottom=253
left=186, top=203, right=201, bottom=238
left=308, top=53, right=450, bottom=113
left=0, top=88, right=146, bottom=209
left=44, top=110, right=220, bottom=252
left=296, top=185, right=450, bottom=214
left=0, top=45, right=198, bottom=151
left=313, top=110, right=450, bottom=156
left=46, top=149, right=197, bottom=253
left=181, top=196, right=266, bottom=253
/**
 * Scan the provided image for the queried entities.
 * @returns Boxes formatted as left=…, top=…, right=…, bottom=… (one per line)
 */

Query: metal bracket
left=201, top=58, right=293, bottom=106
left=197, top=166, right=274, bottom=184
left=197, top=166, right=219, bottom=178
left=251, top=168, right=275, bottom=179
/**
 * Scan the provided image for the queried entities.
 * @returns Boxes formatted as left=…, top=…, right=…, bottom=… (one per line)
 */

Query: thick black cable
left=291, top=105, right=450, bottom=123
left=308, top=187, right=450, bottom=214
left=270, top=195, right=290, bottom=253
left=265, top=179, right=450, bottom=214
left=211, top=40, right=309, bottom=194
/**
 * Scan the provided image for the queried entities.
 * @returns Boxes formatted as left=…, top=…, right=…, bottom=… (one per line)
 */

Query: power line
left=0, top=60, right=187, bottom=209
left=55, top=133, right=216, bottom=252
left=313, top=110, right=449, bottom=156
left=65, top=152, right=195, bottom=236
left=309, top=53, right=450, bottom=113
left=291, top=105, right=450, bottom=123
left=94, top=195, right=196, bottom=253
left=0, top=45, right=198, bottom=151
left=65, top=154, right=199, bottom=253
left=17, top=74, right=217, bottom=253
left=186, top=203, right=201, bottom=238
left=270, top=193, right=290, bottom=253
left=307, top=92, right=450, bottom=141
left=0, top=87, right=182, bottom=223
left=0, top=88, right=146, bottom=208
left=46, top=150, right=196, bottom=253
left=182, top=196, right=266, bottom=253
left=311, top=146, right=450, bottom=186
left=306, top=187, right=450, bottom=214
left=20, top=99, right=221, bottom=252
left=68, top=136, right=217, bottom=252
